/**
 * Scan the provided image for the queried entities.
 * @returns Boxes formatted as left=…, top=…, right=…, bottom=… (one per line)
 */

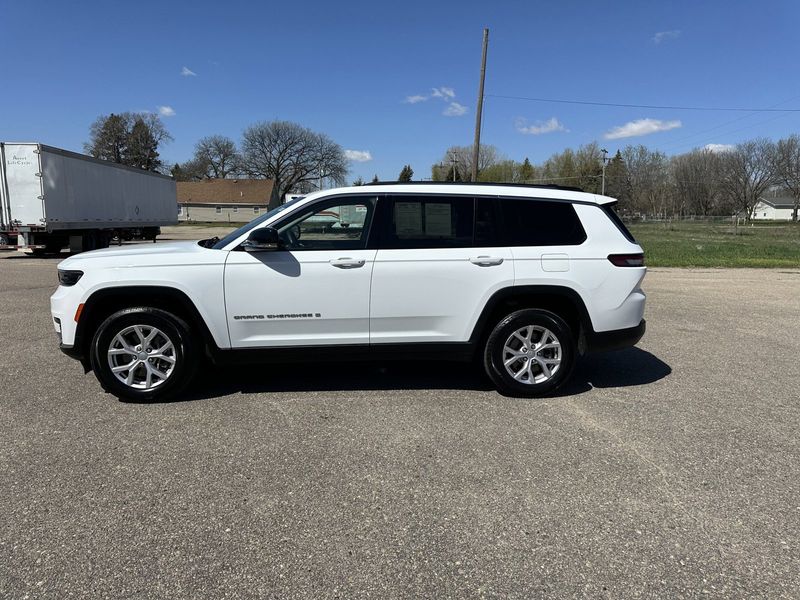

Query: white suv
left=51, top=183, right=646, bottom=401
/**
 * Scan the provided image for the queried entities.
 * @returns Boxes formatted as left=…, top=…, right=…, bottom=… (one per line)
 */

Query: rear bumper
left=584, top=319, right=646, bottom=353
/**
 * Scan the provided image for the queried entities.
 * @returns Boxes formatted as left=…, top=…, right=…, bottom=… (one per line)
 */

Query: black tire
left=483, top=309, right=576, bottom=397
left=44, top=237, right=66, bottom=254
left=90, top=307, right=198, bottom=402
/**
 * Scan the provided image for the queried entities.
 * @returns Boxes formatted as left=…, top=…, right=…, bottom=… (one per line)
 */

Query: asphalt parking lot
left=1, top=247, right=799, bottom=599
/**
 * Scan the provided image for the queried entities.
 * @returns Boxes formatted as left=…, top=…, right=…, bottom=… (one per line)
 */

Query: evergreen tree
left=171, top=163, right=188, bottom=181
left=398, top=165, right=414, bottom=182
left=85, top=112, right=171, bottom=172
left=519, top=157, right=534, bottom=182
left=604, top=150, right=631, bottom=205
left=87, top=113, right=128, bottom=164
left=126, top=117, right=161, bottom=170
left=371, top=175, right=379, bottom=183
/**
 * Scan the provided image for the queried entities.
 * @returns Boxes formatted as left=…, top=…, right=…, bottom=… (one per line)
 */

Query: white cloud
left=157, top=105, right=176, bottom=117
left=431, top=86, right=456, bottom=100
left=653, top=30, right=681, bottom=44
left=604, top=118, right=682, bottom=139
left=345, top=149, right=372, bottom=162
left=405, top=87, right=463, bottom=116
left=181, top=66, right=197, bottom=77
left=443, top=102, right=468, bottom=117
left=516, top=117, right=568, bottom=135
left=704, top=143, right=735, bottom=153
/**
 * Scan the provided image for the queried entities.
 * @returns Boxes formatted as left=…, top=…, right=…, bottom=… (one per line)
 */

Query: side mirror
left=242, top=227, right=281, bottom=252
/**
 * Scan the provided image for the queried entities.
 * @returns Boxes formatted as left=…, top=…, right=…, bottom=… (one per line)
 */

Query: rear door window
left=382, top=196, right=474, bottom=249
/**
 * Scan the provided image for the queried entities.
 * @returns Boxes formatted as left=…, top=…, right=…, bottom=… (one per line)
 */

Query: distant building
left=752, top=195, right=797, bottom=221
left=177, top=179, right=274, bottom=222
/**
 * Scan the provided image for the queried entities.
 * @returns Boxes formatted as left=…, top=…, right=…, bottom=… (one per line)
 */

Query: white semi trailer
left=0, top=142, right=177, bottom=254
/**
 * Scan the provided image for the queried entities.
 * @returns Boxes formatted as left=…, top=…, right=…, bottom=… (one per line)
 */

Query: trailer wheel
left=45, top=237, right=66, bottom=254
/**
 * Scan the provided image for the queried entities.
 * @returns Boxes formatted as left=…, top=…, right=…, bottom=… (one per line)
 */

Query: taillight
left=608, top=253, right=645, bottom=267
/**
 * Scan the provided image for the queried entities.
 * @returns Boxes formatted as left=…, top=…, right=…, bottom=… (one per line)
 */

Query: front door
left=224, top=196, right=379, bottom=348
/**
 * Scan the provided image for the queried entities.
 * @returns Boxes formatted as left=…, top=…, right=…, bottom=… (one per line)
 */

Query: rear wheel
left=90, top=308, right=197, bottom=402
left=484, top=309, right=576, bottom=397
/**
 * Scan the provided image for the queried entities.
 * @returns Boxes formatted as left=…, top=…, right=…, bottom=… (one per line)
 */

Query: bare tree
left=671, top=149, right=724, bottom=216
left=622, top=145, right=671, bottom=217
left=718, top=138, right=777, bottom=220
left=432, top=145, right=499, bottom=181
left=241, top=121, right=348, bottom=208
left=192, top=135, right=241, bottom=179
left=773, top=135, right=800, bottom=221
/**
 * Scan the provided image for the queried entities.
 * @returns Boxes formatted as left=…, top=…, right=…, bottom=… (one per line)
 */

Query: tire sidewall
left=485, top=309, right=575, bottom=397
left=90, top=308, right=195, bottom=402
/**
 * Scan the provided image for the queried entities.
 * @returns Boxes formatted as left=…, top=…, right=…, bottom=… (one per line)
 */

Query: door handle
left=469, top=256, right=504, bottom=267
left=330, top=257, right=366, bottom=269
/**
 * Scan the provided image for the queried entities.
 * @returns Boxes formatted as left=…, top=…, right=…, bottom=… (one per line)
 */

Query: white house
left=752, top=196, right=797, bottom=221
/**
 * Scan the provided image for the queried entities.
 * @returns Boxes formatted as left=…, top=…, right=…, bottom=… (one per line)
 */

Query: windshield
left=210, top=197, right=305, bottom=250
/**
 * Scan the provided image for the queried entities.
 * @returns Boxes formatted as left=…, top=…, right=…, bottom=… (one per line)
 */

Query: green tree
left=86, top=113, right=129, bottom=164
left=126, top=117, right=162, bottom=171
left=398, top=165, right=414, bottom=182
left=371, top=175, right=379, bottom=183
left=352, top=176, right=365, bottom=186
left=478, top=159, right=519, bottom=183
left=519, top=157, right=535, bottom=182
left=85, top=112, right=172, bottom=172
left=603, top=150, right=631, bottom=205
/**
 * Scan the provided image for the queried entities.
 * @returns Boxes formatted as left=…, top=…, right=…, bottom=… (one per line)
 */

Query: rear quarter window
left=601, top=204, right=637, bottom=243
left=500, top=199, right=587, bottom=246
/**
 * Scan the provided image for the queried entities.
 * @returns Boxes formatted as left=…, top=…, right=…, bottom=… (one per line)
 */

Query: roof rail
left=360, top=181, right=585, bottom=193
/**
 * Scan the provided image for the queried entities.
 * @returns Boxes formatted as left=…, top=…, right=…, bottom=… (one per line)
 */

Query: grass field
left=629, top=221, right=800, bottom=268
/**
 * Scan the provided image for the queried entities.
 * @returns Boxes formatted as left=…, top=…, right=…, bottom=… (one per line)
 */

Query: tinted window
left=500, top=199, right=586, bottom=246
left=474, top=197, right=501, bottom=246
left=602, top=204, right=637, bottom=243
left=383, top=196, right=473, bottom=249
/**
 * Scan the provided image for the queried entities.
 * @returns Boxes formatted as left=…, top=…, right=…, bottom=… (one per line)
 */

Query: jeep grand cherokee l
left=51, top=183, right=646, bottom=401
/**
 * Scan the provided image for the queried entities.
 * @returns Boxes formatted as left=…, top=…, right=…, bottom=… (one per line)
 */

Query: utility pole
left=601, top=148, right=609, bottom=195
left=471, top=28, right=489, bottom=182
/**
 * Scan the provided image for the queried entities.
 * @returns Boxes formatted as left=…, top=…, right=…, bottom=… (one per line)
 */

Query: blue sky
left=2, top=0, right=799, bottom=182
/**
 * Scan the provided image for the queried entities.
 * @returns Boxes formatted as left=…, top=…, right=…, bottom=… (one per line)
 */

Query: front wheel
left=484, top=309, right=576, bottom=397
left=90, top=308, right=197, bottom=402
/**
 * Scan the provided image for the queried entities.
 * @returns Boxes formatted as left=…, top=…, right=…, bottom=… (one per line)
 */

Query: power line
left=485, top=94, right=800, bottom=113
left=659, top=93, right=800, bottom=152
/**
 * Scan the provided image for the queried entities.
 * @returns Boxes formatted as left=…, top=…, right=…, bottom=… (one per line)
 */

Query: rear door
left=369, top=195, right=514, bottom=344
left=1, top=143, right=44, bottom=227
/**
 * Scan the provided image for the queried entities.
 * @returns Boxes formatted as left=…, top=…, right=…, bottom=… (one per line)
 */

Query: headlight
left=58, top=270, right=84, bottom=286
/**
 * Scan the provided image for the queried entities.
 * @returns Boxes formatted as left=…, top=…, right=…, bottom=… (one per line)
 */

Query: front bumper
left=584, top=319, right=646, bottom=353
left=59, top=342, right=84, bottom=361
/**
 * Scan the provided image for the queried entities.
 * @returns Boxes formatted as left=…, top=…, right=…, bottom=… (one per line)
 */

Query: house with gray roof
left=752, top=195, right=797, bottom=221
